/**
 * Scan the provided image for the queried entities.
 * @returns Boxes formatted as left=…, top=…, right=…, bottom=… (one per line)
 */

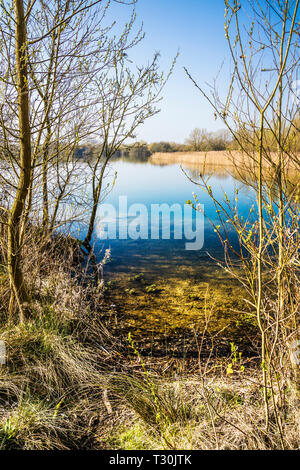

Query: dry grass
left=0, top=228, right=121, bottom=449
left=105, top=362, right=300, bottom=450
left=0, top=226, right=299, bottom=450
left=150, top=150, right=299, bottom=167
left=150, top=150, right=300, bottom=191
left=150, top=150, right=244, bottom=166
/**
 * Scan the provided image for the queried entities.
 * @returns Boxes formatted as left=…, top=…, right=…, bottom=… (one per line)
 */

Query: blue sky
left=108, top=0, right=231, bottom=143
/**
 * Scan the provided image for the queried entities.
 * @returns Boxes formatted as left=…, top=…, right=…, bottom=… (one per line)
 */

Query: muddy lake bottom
left=100, top=240, right=257, bottom=358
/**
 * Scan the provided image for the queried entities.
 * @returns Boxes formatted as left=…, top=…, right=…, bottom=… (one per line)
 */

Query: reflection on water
left=71, top=159, right=257, bottom=350
left=87, top=159, right=255, bottom=278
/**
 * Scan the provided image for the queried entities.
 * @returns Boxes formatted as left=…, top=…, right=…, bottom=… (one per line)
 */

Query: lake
left=68, top=158, right=257, bottom=354
left=81, top=159, right=255, bottom=272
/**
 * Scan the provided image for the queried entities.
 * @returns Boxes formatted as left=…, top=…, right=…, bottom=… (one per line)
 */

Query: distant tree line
left=74, top=128, right=233, bottom=161
left=184, top=128, right=231, bottom=151
left=74, top=117, right=300, bottom=162
left=74, top=142, right=151, bottom=162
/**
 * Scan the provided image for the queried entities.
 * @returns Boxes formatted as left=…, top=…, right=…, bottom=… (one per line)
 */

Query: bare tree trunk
left=84, top=154, right=110, bottom=250
left=42, top=119, right=51, bottom=232
left=7, top=0, right=32, bottom=322
left=256, top=112, right=270, bottom=431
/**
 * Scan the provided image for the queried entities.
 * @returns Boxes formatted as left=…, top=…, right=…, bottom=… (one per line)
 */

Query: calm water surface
left=64, top=159, right=258, bottom=346
left=71, top=159, right=255, bottom=280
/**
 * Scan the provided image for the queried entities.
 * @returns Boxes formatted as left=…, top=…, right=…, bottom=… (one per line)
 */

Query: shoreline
left=149, top=150, right=299, bottom=170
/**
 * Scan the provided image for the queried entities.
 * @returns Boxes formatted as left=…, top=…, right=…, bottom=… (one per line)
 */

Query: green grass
left=0, top=230, right=299, bottom=450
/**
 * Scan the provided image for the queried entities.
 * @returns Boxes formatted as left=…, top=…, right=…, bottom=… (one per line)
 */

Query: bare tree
left=0, top=0, right=149, bottom=321
left=185, top=0, right=300, bottom=443
left=185, top=128, right=207, bottom=151
left=6, top=0, right=32, bottom=321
